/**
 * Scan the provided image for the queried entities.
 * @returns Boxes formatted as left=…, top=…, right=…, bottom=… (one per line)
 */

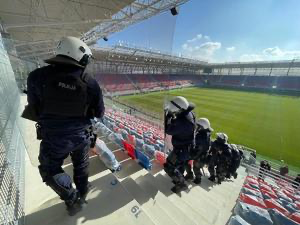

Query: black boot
left=171, top=182, right=188, bottom=193
left=217, top=175, right=224, bottom=184
left=66, top=192, right=87, bottom=216
left=208, top=175, right=215, bottom=182
left=193, top=177, right=201, bottom=184
left=184, top=172, right=194, bottom=181
left=233, top=172, right=238, bottom=179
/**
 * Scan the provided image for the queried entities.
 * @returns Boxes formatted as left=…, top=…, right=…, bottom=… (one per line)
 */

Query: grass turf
left=120, top=87, right=300, bottom=169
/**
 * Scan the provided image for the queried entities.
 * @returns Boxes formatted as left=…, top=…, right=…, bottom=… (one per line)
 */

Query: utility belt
left=35, top=122, right=90, bottom=140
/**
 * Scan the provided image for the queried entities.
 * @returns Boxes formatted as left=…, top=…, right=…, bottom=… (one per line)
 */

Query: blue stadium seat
left=135, top=149, right=152, bottom=170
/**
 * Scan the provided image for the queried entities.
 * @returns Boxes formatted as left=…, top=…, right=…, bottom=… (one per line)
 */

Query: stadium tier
left=95, top=74, right=135, bottom=92
left=229, top=172, right=300, bottom=224
left=95, top=74, right=300, bottom=94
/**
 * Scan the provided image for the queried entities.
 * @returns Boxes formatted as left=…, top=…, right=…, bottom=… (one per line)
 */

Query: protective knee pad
left=46, top=173, right=76, bottom=201
left=173, top=168, right=185, bottom=184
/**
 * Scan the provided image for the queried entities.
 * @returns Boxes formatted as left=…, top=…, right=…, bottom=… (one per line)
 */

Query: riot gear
left=26, top=36, right=104, bottom=216
left=185, top=118, right=212, bottom=184
left=164, top=97, right=196, bottom=193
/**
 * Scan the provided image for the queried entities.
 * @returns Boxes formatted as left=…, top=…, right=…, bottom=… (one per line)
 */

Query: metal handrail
left=245, top=164, right=299, bottom=189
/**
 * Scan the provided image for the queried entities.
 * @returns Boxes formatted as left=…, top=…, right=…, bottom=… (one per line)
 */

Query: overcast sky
left=98, top=0, right=300, bottom=63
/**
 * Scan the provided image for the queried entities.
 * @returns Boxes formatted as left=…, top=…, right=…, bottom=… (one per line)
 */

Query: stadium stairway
left=23, top=115, right=247, bottom=225
left=125, top=74, right=140, bottom=91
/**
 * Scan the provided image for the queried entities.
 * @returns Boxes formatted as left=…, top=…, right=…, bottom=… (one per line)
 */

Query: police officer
left=185, top=118, right=213, bottom=184
left=208, top=133, right=231, bottom=184
left=164, top=96, right=196, bottom=193
left=227, top=144, right=243, bottom=179
left=26, top=36, right=105, bottom=216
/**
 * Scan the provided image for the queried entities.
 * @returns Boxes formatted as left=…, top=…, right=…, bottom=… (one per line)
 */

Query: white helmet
left=197, top=118, right=213, bottom=131
left=45, top=36, right=92, bottom=68
left=167, top=96, right=189, bottom=113
left=216, top=132, right=228, bottom=144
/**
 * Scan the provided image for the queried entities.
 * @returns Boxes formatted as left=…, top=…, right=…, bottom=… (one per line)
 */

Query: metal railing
left=241, top=156, right=299, bottom=190
left=0, top=35, right=30, bottom=225
left=239, top=145, right=300, bottom=177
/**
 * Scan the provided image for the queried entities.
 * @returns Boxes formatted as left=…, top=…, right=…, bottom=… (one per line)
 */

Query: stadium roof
left=0, top=0, right=189, bottom=60
left=88, top=45, right=300, bottom=74
left=91, top=44, right=208, bottom=70
left=208, top=59, right=300, bottom=69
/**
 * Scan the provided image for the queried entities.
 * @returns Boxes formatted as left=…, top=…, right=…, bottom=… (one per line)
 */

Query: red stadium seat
left=260, top=184, right=277, bottom=197
left=239, top=193, right=267, bottom=209
left=155, top=151, right=166, bottom=165
left=260, top=188, right=278, bottom=198
left=282, top=189, right=298, bottom=201
left=264, top=199, right=290, bottom=215
left=290, top=212, right=300, bottom=224
left=243, top=183, right=260, bottom=191
left=246, top=176, right=259, bottom=185
left=122, top=140, right=136, bottom=160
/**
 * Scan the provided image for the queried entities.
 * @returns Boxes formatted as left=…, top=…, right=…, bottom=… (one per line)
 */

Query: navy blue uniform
left=227, top=144, right=242, bottom=179
left=27, top=64, right=104, bottom=202
left=164, top=110, right=195, bottom=185
left=185, top=130, right=211, bottom=182
left=208, top=140, right=231, bottom=183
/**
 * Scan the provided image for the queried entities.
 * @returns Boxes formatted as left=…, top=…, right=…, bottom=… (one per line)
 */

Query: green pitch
left=120, top=87, right=300, bottom=168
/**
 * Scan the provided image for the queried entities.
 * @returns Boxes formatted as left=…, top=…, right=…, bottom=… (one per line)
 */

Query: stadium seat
left=269, top=209, right=299, bottom=225
left=243, top=183, right=260, bottom=192
left=264, top=198, right=290, bottom=215
left=261, top=189, right=278, bottom=199
left=234, top=201, right=273, bottom=225
left=245, top=176, right=259, bottom=185
left=239, top=193, right=267, bottom=209
left=290, top=212, right=300, bottom=224
left=276, top=191, right=294, bottom=203
left=228, top=215, right=250, bottom=225
left=241, top=187, right=263, bottom=199
left=135, top=150, right=152, bottom=170
left=155, top=151, right=167, bottom=165
left=142, top=144, right=155, bottom=159
left=122, top=140, right=136, bottom=160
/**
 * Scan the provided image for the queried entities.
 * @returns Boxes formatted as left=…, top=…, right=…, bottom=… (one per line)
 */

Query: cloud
left=226, top=46, right=235, bottom=52
left=187, top=34, right=202, bottom=43
left=239, top=46, right=300, bottom=62
left=263, top=46, right=300, bottom=58
left=181, top=34, right=221, bottom=61
left=263, top=47, right=282, bottom=56
left=240, top=54, right=264, bottom=62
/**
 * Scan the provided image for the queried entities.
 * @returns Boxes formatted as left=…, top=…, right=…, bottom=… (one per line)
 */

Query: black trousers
left=185, top=158, right=205, bottom=179
left=164, top=148, right=189, bottom=184
left=38, top=134, right=90, bottom=201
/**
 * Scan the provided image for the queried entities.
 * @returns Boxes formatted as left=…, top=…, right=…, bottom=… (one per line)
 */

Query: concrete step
left=152, top=172, right=213, bottom=225
left=142, top=173, right=198, bottom=225
left=123, top=170, right=179, bottom=225
left=153, top=168, right=246, bottom=225
left=136, top=172, right=197, bottom=225
left=26, top=170, right=155, bottom=225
